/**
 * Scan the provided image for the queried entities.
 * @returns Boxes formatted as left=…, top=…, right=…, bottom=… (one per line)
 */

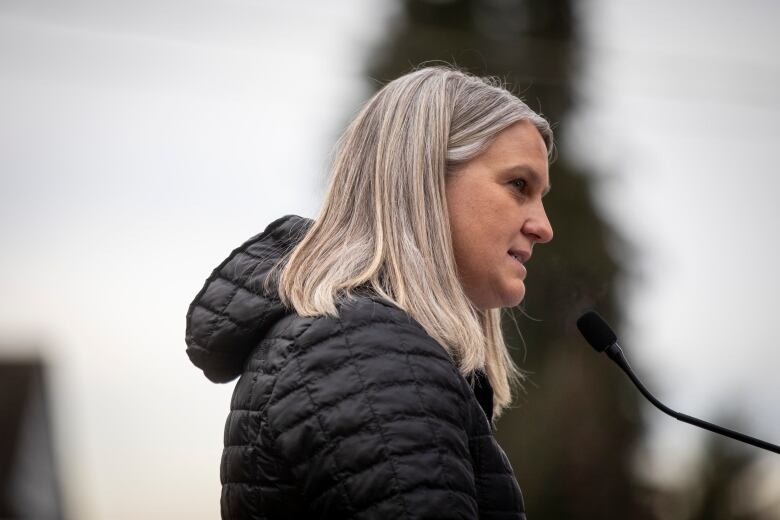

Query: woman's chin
left=500, top=283, right=526, bottom=309
left=468, top=280, right=526, bottom=310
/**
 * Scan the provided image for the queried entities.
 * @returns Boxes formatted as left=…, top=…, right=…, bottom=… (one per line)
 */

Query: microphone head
left=576, top=311, right=617, bottom=352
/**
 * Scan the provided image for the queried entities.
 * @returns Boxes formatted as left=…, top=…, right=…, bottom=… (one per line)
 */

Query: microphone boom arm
left=605, top=343, right=780, bottom=455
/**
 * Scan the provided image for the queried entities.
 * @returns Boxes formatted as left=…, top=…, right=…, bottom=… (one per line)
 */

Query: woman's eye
left=511, top=179, right=527, bottom=191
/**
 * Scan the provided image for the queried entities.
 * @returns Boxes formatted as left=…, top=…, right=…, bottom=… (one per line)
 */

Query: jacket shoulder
left=268, top=296, right=469, bottom=413
left=263, top=297, right=480, bottom=517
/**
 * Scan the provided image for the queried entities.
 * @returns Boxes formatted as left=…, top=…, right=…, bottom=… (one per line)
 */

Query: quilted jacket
left=185, top=215, right=527, bottom=519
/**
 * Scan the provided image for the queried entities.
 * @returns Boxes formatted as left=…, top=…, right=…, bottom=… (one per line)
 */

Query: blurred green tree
left=365, top=0, right=654, bottom=518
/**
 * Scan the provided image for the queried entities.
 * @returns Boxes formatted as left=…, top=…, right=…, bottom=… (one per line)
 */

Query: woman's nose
left=523, top=203, right=553, bottom=244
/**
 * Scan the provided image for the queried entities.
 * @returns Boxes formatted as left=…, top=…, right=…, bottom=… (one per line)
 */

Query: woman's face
left=446, top=120, right=553, bottom=310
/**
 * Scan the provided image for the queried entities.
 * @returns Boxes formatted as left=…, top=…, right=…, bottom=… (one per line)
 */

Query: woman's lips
left=508, top=249, right=531, bottom=263
left=508, top=251, right=528, bottom=275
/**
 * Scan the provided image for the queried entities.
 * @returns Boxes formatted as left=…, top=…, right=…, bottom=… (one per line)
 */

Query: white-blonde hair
left=276, top=65, right=553, bottom=418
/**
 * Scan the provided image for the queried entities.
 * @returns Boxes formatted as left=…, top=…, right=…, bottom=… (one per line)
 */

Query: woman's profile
left=185, top=65, right=553, bottom=519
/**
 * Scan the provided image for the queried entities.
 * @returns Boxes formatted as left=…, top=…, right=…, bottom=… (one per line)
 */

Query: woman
left=185, top=66, right=553, bottom=519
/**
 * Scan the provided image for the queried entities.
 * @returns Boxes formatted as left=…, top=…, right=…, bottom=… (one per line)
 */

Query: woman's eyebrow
left=502, top=164, right=552, bottom=196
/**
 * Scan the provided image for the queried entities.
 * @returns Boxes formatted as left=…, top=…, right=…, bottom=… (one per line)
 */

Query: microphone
left=576, top=310, right=780, bottom=455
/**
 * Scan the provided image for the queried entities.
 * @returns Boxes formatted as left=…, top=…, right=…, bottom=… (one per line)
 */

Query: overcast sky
left=0, top=1, right=390, bottom=518
left=1, top=1, right=778, bottom=518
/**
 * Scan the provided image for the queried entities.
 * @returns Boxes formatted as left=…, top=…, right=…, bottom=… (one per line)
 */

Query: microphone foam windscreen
left=576, top=311, right=617, bottom=352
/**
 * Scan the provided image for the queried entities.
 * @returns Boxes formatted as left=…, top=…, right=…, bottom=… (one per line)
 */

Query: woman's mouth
left=508, top=249, right=531, bottom=264
left=508, top=251, right=528, bottom=277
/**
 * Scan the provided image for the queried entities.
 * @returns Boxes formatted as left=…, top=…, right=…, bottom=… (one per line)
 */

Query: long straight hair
left=277, top=66, right=553, bottom=418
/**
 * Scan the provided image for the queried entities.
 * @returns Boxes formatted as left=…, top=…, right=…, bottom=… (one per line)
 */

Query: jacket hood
left=185, top=215, right=312, bottom=383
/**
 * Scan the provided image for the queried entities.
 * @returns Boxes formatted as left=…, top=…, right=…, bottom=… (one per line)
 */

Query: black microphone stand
left=605, top=342, right=780, bottom=454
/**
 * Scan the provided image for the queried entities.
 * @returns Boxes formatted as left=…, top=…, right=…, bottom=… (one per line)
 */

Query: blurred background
left=1, top=0, right=779, bottom=518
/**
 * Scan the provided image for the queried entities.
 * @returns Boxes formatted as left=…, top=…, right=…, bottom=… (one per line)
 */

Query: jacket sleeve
left=266, top=306, right=480, bottom=519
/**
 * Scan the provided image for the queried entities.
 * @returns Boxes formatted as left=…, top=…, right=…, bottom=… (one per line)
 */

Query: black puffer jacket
left=186, top=215, right=527, bottom=519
